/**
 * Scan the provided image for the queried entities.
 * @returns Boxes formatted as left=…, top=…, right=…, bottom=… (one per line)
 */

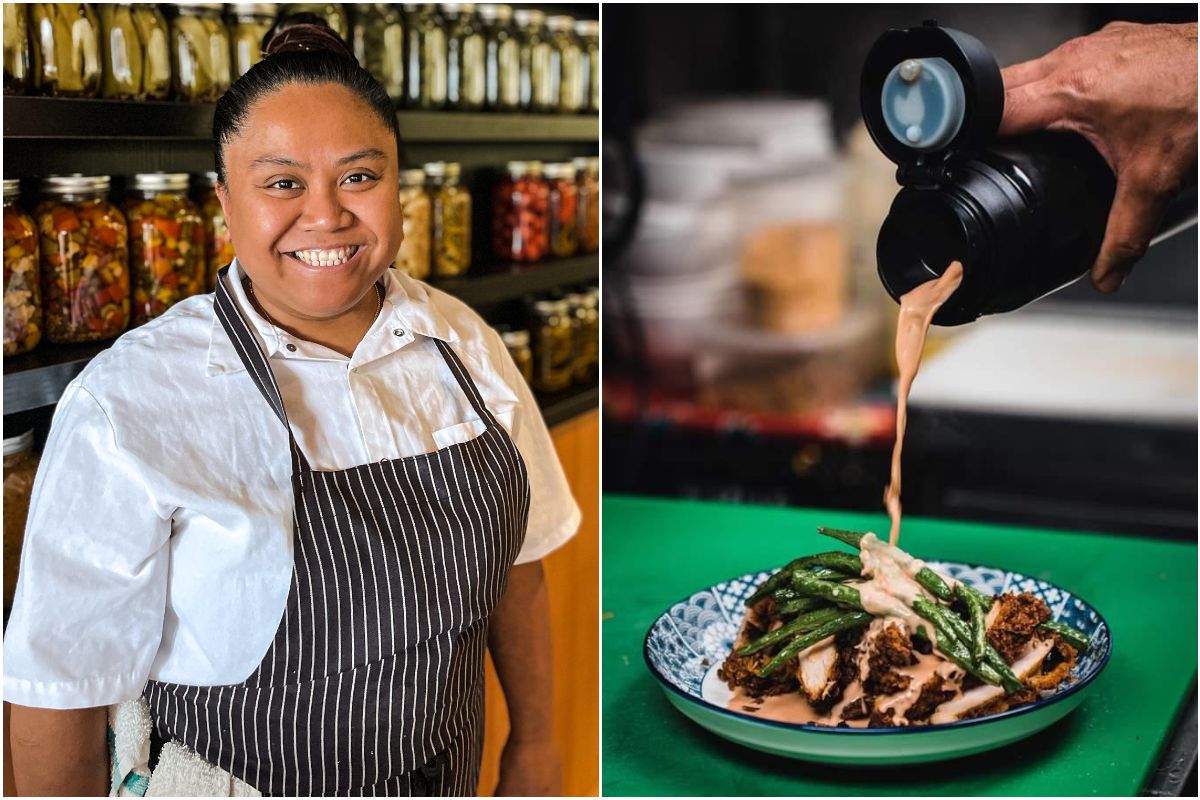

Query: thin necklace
left=246, top=279, right=384, bottom=331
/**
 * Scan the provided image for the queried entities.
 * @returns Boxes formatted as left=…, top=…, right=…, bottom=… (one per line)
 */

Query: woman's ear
left=215, top=180, right=232, bottom=228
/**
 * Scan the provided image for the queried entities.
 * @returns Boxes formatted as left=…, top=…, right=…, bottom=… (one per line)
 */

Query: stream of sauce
left=884, top=261, right=964, bottom=547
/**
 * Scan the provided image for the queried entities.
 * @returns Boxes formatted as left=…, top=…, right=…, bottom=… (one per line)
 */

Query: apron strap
left=432, top=339, right=502, bottom=431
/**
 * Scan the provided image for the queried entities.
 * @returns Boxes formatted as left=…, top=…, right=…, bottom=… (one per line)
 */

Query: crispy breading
left=718, top=650, right=799, bottom=698
left=869, top=705, right=896, bottom=727
left=811, top=628, right=866, bottom=713
left=1026, top=636, right=1078, bottom=691
left=840, top=695, right=872, bottom=721
left=987, top=592, right=1051, bottom=663
left=864, top=623, right=915, bottom=696
left=962, top=686, right=1039, bottom=720
left=904, top=673, right=958, bottom=722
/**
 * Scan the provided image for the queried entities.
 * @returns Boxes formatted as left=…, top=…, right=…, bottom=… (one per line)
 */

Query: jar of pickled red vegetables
left=573, top=156, right=599, bottom=253
left=396, top=169, right=431, bottom=280
left=31, top=3, right=102, bottom=97
left=544, top=162, right=578, bottom=258
left=170, top=3, right=232, bottom=102
left=545, top=15, right=582, bottom=114
left=37, top=175, right=129, bottom=344
left=4, top=181, right=42, bottom=357
left=3, top=3, right=31, bottom=95
left=528, top=297, right=573, bottom=392
left=575, top=18, right=597, bottom=113
left=444, top=3, right=484, bottom=110
left=229, top=4, right=277, bottom=79
left=351, top=3, right=403, bottom=101
left=3, top=430, right=39, bottom=616
left=124, top=173, right=207, bottom=324
left=282, top=2, right=349, bottom=42
left=193, top=172, right=234, bottom=290
left=478, top=4, right=518, bottom=111
left=497, top=325, right=533, bottom=385
left=492, top=161, right=547, bottom=263
left=428, top=162, right=471, bottom=277
left=514, top=8, right=551, bottom=112
left=99, top=4, right=171, bottom=100
left=571, top=288, right=598, bottom=382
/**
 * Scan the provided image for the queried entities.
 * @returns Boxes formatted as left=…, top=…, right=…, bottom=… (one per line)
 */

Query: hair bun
left=263, top=15, right=353, bottom=60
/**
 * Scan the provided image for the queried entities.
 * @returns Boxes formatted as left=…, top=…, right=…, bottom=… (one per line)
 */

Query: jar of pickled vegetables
left=405, top=3, right=447, bottom=110
left=99, top=4, right=171, bottom=100
left=575, top=18, right=598, bottom=114
left=3, top=3, right=31, bottom=95
left=478, top=4, right=517, bottom=111
left=30, top=3, right=102, bottom=97
left=4, top=181, right=42, bottom=357
left=428, top=162, right=471, bottom=277
left=492, top=161, right=549, bottom=264
left=443, top=3, right=484, bottom=111
left=528, top=297, right=573, bottom=393
left=37, top=175, right=129, bottom=344
left=573, top=156, right=599, bottom=253
left=396, top=169, right=431, bottom=280
left=570, top=288, right=598, bottom=382
left=229, top=4, right=277, bottom=79
left=497, top=326, right=533, bottom=385
left=282, top=3, right=349, bottom=41
left=194, top=172, right=235, bottom=290
left=514, top=8, right=552, bottom=112
left=124, top=173, right=206, bottom=324
left=350, top=3, right=403, bottom=101
left=545, top=15, right=582, bottom=114
left=4, top=430, right=39, bottom=616
left=170, top=3, right=232, bottom=102
left=544, top=162, right=578, bottom=258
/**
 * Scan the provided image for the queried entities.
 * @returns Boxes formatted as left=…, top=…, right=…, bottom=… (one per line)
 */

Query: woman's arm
left=7, top=703, right=109, bottom=796
left=486, top=560, right=563, bottom=796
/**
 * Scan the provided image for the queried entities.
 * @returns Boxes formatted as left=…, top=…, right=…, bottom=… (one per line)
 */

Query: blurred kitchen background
left=601, top=3, right=1198, bottom=540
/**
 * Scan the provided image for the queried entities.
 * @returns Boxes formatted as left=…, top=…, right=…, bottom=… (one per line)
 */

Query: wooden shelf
left=432, top=254, right=598, bottom=307
left=539, top=383, right=599, bottom=428
left=4, top=97, right=598, bottom=143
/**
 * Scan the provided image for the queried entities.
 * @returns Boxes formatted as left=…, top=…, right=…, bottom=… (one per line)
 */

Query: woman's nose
left=302, top=186, right=352, bottom=230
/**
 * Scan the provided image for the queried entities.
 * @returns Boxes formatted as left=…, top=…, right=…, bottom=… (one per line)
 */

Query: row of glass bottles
left=3, top=4, right=599, bottom=113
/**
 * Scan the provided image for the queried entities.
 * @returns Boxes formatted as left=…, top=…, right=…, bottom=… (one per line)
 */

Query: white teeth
left=292, top=246, right=358, bottom=266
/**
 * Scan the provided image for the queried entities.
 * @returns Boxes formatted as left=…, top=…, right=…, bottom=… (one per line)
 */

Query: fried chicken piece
left=869, top=705, right=896, bottom=727
left=962, top=686, right=1039, bottom=720
left=840, top=695, right=872, bottom=721
left=718, top=650, right=799, bottom=698
left=1025, top=636, right=1078, bottom=692
left=864, top=622, right=915, bottom=696
left=810, top=628, right=866, bottom=713
left=904, top=673, right=958, bottom=723
left=987, top=592, right=1051, bottom=664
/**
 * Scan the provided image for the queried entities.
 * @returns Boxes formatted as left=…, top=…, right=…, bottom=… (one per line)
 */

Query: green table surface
left=602, top=495, right=1197, bottom=797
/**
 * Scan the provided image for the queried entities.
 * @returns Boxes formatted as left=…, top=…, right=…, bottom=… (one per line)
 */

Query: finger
left=998, top=78, right=1070, bottom=136
left=1091, top=174, right=1170, bottom=292
left=1001, top=56, right=1056, bottom=90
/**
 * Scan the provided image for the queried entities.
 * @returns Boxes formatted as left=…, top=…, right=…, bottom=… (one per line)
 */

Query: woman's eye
left=345, top=172, right=377, bottom=185
left=269, top=179, right=299, bottom=191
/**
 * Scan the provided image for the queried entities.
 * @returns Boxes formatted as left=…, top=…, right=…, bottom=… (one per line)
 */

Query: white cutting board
left=907, top=309, right=1198, bottom=424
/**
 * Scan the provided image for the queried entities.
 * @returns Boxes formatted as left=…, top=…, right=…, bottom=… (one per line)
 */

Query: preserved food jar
left=396, top=168, right=431, bottom=279
left=573, top=156, right=599, bottom=253
left=575, top=18, right=597, bottom=113
left=4, top=180, right=43, bottom=356
left=545, top=15, right=582, bottom=113
left=444, top=3, right=484, bottom=110
left=229, top=3, right=277, bottom=79
left=405, top=3, right=446, bottom=110
left=514, top=8, right=551, bottom=112
left=30, top=3, right=102, bottom=97
left=99, top=4, right=171, bottom=100
left=427, top=162, right=471, bottom=277
left=544, top=162, right=578, bottom=257
left=492, top=161, right=548, bottom=263
left=124, top=173, right=206, bottom=324
left=497, top=326, right=533, bottom=384
left=570, top=288, right=598, bottom=382
left=528, top=297, right=573, bottom=392
left=170, top=3, right=232, bottom=102
left=3, top=3, right=31, bottom=95
left=195, top=172, right=235, bottom=290
left=351, top=3, right=403, bottom=101
left=478, top=4, right=517, bottom=111
left=4, top=431, right=39, bottom=616
left=37, top=174, right=129, bottom=343
left=282, top=3, right=348, bottom=41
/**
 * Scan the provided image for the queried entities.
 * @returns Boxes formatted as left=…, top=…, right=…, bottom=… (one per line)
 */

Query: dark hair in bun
left=212, top=15, right=402, bottom=183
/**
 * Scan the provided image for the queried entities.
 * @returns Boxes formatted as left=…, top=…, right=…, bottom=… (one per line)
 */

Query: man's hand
left=493, top=736, right=563, bottom=797
left=1000, top=21, right=1197, bottom=292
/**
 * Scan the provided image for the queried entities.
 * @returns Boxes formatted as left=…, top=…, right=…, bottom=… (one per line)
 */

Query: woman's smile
left=284, top=243, right=365, bottom=270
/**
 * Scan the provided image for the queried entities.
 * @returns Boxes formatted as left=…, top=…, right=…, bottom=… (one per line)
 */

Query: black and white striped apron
left=142, top=270, right=530, bottom=796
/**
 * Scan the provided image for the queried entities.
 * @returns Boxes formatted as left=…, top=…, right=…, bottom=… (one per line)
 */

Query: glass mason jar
left=99, top=4, right=170, bottom=100
left=3, top=3, right=31, bottom=95
left=170, top=3, right=232, bottom=102
left=573, top=155, right=599, bottom=253
left=427, top=161, right=471, bottom=277
left=194, top=172, right=234, bottom=290
left=228, top=3, right=277, bottom=79
left=492, top=160, right=549, bottom=263
left=497, top=326, right=533, bottom=385
left=478, top=4, right=517, bottom=112
left=514, top=8, right=551, bottom=112
left=124, top=173, right=206, bottom=324
left=575, top=18, right=597, bottom=113
left=396, top=168, right=431, bottom=280
left=4, top=180, right=43, bottom=357
left=4, top=431, right=39, bottom=616
left=544, top=162, right=578, bottom=258
left=404, top=4, right=446, bottom=110
left=282, top=3, right=348, bottom=41
left=571, top=288, right=598, bottom=382
left=36, top=175, right=129, bottom=344
left=30, top=3, right=102, bottom=97
left=443, top=3, right=484, bottom=111
left=545, top=15, right=581, bottom=114
left=351, top=3, right=403, bottom=102
left=528, top=297, right=573, bottom=393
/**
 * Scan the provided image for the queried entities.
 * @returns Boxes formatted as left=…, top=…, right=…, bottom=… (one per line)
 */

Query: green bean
left=758, top=611, right=872, bottom=676
left=776, top=596, right=825, bottom=617
left=815, top=526, right=868, bottom=549
left=1039, top=619, right=1090, bottom=653
left=913, top=599, right=1021, bottom=692
left=958, top=584, right=989, bottom=663
left=737, top=607, right=846, bottom=656
left=791, top=574, right=863, bottom=610
left=745, top=553, right=863, bottom=606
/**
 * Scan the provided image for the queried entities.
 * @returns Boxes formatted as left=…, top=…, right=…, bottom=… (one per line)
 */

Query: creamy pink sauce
left=885, top=261, right=964, bottom=547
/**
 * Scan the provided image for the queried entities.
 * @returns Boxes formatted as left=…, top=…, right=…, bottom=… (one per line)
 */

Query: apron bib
left=143, top=270, right=530, bottom=796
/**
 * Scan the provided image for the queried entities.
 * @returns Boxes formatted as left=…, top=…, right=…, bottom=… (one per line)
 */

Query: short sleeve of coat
left=3, top=383, right=173, bottom=709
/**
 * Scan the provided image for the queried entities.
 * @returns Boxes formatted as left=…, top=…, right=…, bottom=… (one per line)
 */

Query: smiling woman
left=4, top=16, right=578, bottom=799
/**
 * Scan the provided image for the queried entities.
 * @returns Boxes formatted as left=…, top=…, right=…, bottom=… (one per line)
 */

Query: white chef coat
left=3, top=260, right=581, bottom=710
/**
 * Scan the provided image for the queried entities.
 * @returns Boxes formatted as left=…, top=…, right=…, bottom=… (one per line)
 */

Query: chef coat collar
left=207, top=259, right=460, bottom=377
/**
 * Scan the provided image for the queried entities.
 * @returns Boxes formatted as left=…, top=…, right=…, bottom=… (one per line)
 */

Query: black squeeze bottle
left=862, top=21, right=1197, bottom=325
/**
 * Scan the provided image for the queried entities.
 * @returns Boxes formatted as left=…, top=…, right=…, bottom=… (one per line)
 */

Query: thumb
left=998, top=78, right=1068, bottom=137
left=1091, top=171, right=1169, bottom=292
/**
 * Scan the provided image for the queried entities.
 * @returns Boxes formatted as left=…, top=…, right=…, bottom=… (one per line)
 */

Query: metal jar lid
left=574, top=19, right=598, bottom=37
left=175, top=2, right=226, bottom=12
left=423, top=161, right=446, bottom=178
left=477, top=4, right=512, bottom=23
left=500, top=328, right=530, bottom=348
left=513, top=8, right=544, bottom=27
left=506, top=160, right=544, bottom=178
left=545, top=15, right=574, bottom=33
left=133, top=172, right=191, bottom=192
left=543, top=162, right=576, bottom=181
left=399, top=168, right=426, bottom=187
left=3, top=430, right=34, bottom=456
left=41, top=174, right=111, bottom=195
left=443, top=162, right=462, bottom=178
left=532, top=298, right=569, bottom=315
left=440, top=3, right=476, bottom=15
left=3, top=179, right=20, bottom=199
left=229, top=3, right=278, bottom=15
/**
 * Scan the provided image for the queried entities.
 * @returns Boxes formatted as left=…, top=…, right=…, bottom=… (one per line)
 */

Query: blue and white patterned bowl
left=643, top=561, right=1112, bottom=765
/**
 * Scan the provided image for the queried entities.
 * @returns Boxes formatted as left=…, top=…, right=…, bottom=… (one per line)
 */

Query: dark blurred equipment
left=862, top=21, right=1197, bottom=325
